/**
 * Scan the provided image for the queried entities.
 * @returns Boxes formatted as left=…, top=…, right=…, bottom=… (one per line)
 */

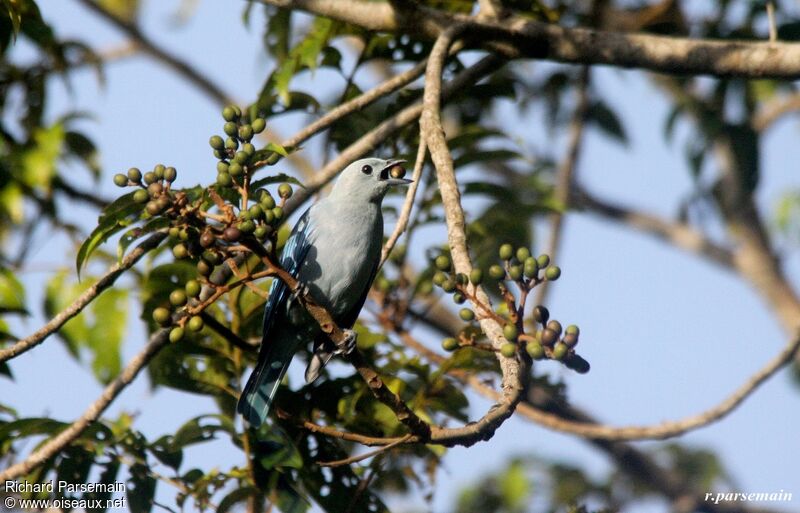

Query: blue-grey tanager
left=237, top=157, right=411, bottom=427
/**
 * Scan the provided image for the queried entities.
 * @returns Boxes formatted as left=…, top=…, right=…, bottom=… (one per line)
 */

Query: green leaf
left=118, top=217, right=168, bottom=263
left=265, top=141, right=289, bottom=157
left=64, top=130, right=101, bottom=177
left=218, top=487, right=260, bottom=513
left=499, top=460, right=530, bottom=510
left=20, top=123, right=65, bottom=191
left=76, top=191, right=147, bottom=276
left=586, top=100, right=628, bottom=145
left=0, top=268, right=26, bottom=314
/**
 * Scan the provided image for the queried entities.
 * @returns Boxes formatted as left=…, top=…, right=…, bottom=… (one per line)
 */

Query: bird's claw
left=334, top=329, right=357, bottom=355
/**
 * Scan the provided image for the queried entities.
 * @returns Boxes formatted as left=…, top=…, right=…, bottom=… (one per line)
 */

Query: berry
left=456, top=273, right=468, bottom=285
left=113, top=173, right=128, bottom=187
left=185, top=280, right=201, bottom=298
left=563, top=333, right=579, bottom=347
left=216, top=173, right=232, bottom=187
left=469, top=268, right=483, bottom=285
left=271, top=207, right=284, bottom=221
left=146, top=201, right=162, bottom=216
left=243, top=143, right=255, bottom=156
left=209, top=135, right=225, bottom=150
left=278, top=183, right=293, bottom=199
left=452, top=292, right=466, bottom=304
left=260, top=193, right=276, bottom=209
left=254, top=225, right=270, bottom=240
left=564, top=354, right=590, bottom=374
left=172, top=243, right=188, bottom=259
left=197, top=260, right=212, bottom=276
left=441, top=337, right=459, bottom=351
left=489, top=265, right=505, bottom=280
left=168, top=227, right=180, bottom=238
left=187, top=316, right=204, bottom=332
left=169, top=327, right=185, bottom=343
left=552, top=342, right=568, bottom=360
left=225, top=137, right=239, bottom=151
left=500, top=343, right=517, bottom=358
left=523, top=257, right=538, bottom=279
left=441, top=279, right=456, bottom=293
left=228, top=162, right=243, bottom=177
left=566, top=324, right=579, bottom=336
left=223, top=122, right=238, bottom=136
left=238, top=220, right=255, bottom=234
left=143, top=172, right=157, bottom=185
left=152, top=307, right=171, bottom=326
left=133, top=189, right=149, bottom=203
left=516, top=247, right=531, bottom=262
left=533, top=305, right=549, bottom=325
left=459, top=308, right=475, bottom=321
left=164, top=167, right=177, bottom=182
left=251, top=118, right=266, bottom=134
left=508, top=265, right=523, bottom=281
left=153, top=164, right=165, bottom=179
left=536, top=254, right=550, bottom=268
left=540, top=328, right=558, bottom=346
left=169, top=289, right=187, bottom=307
left=434, top=255, right=451, bottom=271
left=545, top=266, right=561, bottom=281
left=526, top=341, right=545, bottom=359
left=234, top=151, right=249, bottom=165
left=238, top=125, right=254, bottom=141
left=546, top=320, right=562, bottom=336
left=202, top=250, right=222, bottom=265
left=223, top=226, right=241, bottom=242
left=199, top=231, right=215, bottom=248
left=217, top=161, right=229, bottom=174
left=127, top=167, right=142, bottom=183
left=432, top=271, right=447, bottom=286
left=503, top=324, right=518, bottom=341
left=222, top=105, right=239, bottom=122
left=248, top=204, right=264, bottom=220
left=147, top=182, right=163, bottom=197
left=498, top=243, right=513, bottom=260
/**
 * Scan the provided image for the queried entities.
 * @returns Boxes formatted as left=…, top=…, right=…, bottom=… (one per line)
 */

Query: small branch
left=200, top=311, right=259, bottom=352
left=0, top=232, right=167, bottom=364
left=753, top=92, right=800, bottom=132
left=574, top=188, right=735, bottom=269
left=316, top=434, right=413, bottom=467
left=380, top=138, right=427, bottom=267
left=286, top=415, right=416, bottom=446
left=535, top=67, right=590, bottom=305
left=766, top=0, right=777, bottom=43
left=0, top=328, right=171, bottom=481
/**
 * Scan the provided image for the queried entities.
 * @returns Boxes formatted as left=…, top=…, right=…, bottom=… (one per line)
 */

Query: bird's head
left=330, top=157, right=412, bottom=202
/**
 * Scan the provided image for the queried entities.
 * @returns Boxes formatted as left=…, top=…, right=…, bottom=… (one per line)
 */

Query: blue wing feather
left=237, top=208, right=315, bottom=426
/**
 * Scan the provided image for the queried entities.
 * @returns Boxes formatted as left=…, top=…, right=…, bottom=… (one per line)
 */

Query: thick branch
left=0, top=233, right=167, bottom=363
left=0, top=328, right=171, bottom=481
left=258, top=0, right=800, bottom=79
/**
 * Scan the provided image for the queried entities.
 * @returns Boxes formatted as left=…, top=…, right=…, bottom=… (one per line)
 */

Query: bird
left=237, top=157, right=412, bottom=428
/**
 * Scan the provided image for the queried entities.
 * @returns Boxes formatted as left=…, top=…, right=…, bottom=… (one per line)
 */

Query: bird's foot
left=334, top=329, right=358, bottom=355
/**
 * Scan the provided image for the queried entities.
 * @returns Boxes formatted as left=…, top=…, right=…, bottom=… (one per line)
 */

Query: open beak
left=380, top=159, right=413, bottom=186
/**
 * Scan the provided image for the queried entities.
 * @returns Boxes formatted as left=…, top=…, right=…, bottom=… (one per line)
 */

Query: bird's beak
left=380, top=159, right=413, bottom=186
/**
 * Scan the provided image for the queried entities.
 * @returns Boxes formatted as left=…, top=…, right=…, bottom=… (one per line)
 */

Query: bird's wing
left=304, top=260, right=379, bottom=383
left=237, top=207, right=315, bottom=426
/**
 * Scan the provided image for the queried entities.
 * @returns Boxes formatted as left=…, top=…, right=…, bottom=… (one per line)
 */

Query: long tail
left=237, top=339, right=297, bottom=428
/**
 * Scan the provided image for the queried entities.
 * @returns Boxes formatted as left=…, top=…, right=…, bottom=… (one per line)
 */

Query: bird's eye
left=361, top=165, right=373, bottom=175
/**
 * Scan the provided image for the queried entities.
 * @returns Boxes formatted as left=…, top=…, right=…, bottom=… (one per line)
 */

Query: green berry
left=563, top=333, right=579, bottom=347
left=537, top=254, right=550, bottom=268
left=147, top=182, right=163, bottom=197
left=441, top=279, right=456, bottom=293
left=565, top=324, right=579, bottom=336
left=489, top=265, right=505, bottom=280
left=222, top=105, right=239, bottom=122
left=434, top=255, right=451, bottom=271
left=459, top=308, right=475, bottom=321
left=225, top=137, right=239, bottom=151
left=209, top=135, right=225, bottom=150
left=238, top=220, right=255, bottom=234
left=441, top=337, right=459, bottom=351
left=185, top=280, right=201, bottom=298
left=278, top=183, right=293, bottom=199
left=202, top=250, right=222, bottom=265
left=168, top=227, right=180, bottom=238
left=172, top=243, right=188, bottom=259
left=500, top=343, right=517, bottom=358
left=152, top=307, right=171, bottom=326
left=164, top=166, right=177, bottom=183
left=113, top=173, right=128, bottom=187
left=127, top=167, right=142, bottom=183
left=508, top=265, right=523, bottom=281
left=243, top=143, right=255, bottom=156
left=498, top=243, right=514, bottom=260
left=432, top=271, right=447, bottom=286
left=526, top=341, right=545, bottom=359
left=169, top=326, right=185, bottom=343
left=456, top=273, right=468, bottom=285
left=169, top=289, right=187, bottom=307
left=213, top=150, right=226, bottom=160
left=523, top=257, right=538, bottom=278
left=197, top=260, right=212, bottom=276
left=503, top=324, right=518, bottom=341
left=545, top=266, right=561, bottom=281
left=452, top=292, right=466, bottom=304
left=254, top=225, right=270, bottom=240
left=238, top=125, right=254, bottom=141
left=552, top=342, right=568, bottom=360
left=146, top=201, right=162, bottom=216
left=271, top=207, right=283, bottom=221
left=187, top=315, right=204, bottom=332
left=248, top=204, right=264, bottom=219
left=143, top=172, right=157, bottom=185
left=133, top=189, right=149, bottom=203
left=223, top=121, right=238, bottom=136
left=469, top=268, right=483, bottom=285
left=546, top=320, right=562, bottom=336
left=216, top=172, right=232, bottom=187
left=234, top=151, right=249, bottom=165
left=251, top=118, right=266, bottom=134
left=228, top=162, right=243, bottom=177
left=516, top=247, right=531, bottom=262
left=153, top=164, right=165, bottom=178
left=533, top=305, right=549, bottom=325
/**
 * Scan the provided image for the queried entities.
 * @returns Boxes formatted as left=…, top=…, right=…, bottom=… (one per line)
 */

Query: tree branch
left=257, top=0, right=800, bottom=79
left=0, top=232, right=167, bottom=364
left=0, top=328, right=171, bottom=481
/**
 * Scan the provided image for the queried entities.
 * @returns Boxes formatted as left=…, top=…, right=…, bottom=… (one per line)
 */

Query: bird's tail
left=237, top=340, right=297, bottom=428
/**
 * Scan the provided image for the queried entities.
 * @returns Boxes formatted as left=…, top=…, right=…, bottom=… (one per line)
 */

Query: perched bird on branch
left=237, top=157, right=412, bottom=427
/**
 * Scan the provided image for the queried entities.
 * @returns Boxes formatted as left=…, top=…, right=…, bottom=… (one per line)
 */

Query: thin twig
left=0, top=232, right=167, bottom=364
left=317, top=434, right=413, bottom=467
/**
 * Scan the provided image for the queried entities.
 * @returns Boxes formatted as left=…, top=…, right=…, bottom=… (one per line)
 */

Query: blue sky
left=5, top=1, right=800, bottom=511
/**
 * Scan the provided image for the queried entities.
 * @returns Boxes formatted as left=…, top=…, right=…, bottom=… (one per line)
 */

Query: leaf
left=499, top=460, right=530, bottom=510
left=20, top=122, right=65, bottom=191
left=76, top=191, right=146, bottom=276
left=127, top=463, right=156, bottom=513
left=0, top=268, right=26, bottom=314
left=218, top=487, right=261, bottom=513
left=266, top=141, right=289, bottom=157
left=586, top=100, right=628, bottom=145
left=117, top=217, right=168, bottom=263
left=64, top=130, right=101, bottom=177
